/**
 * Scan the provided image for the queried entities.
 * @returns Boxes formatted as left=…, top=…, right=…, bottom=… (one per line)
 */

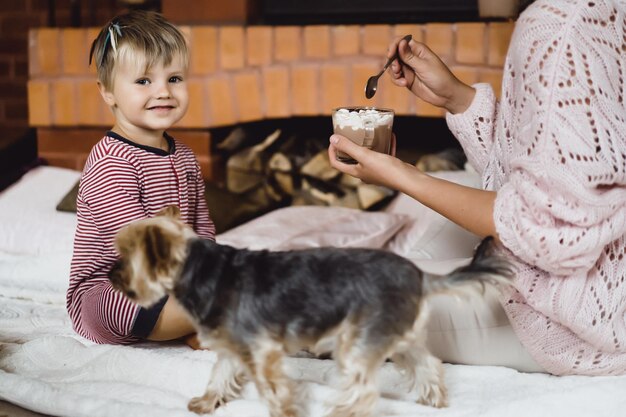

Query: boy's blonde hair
left=89, top=10, right=188, bottom=91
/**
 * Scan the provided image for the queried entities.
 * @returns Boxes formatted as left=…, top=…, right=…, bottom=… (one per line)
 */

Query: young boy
left=67, top=11, right=215, bottom=344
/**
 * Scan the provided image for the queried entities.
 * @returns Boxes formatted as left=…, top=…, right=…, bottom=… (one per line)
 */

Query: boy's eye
left=135, top=78, right=150, bottom=85
left=169, top=76, right=183, bottom=83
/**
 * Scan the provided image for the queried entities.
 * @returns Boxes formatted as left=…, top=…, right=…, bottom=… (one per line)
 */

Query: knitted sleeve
left=445, top=83, right=498, bottom=175
left=494, top=1, right=626, bottom=275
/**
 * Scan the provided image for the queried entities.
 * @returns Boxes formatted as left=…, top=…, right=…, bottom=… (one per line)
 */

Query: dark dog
left=110, top=206, right=511, bottom=417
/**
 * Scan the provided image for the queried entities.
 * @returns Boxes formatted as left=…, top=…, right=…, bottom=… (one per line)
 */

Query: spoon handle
left=381, top=34, right=412, bottom=73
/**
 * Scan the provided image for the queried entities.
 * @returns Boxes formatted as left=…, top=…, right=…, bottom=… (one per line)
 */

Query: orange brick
left=425, top=23, right=453, bottom=58
left=37, top=128, right=102, bottom=153
left=196, top=155, right=212, bottom=181
left=101, top=101, right=115, bottom=127
left=456, top=23, right=486, bottom=65
left=488, top=22, right=514, bottom=67
left=28, top=29, right=41, bottom=77
left=304, top=26, right=331, bottom=59
left=350, top=62, right=380, bottom=108
left=219, top=26, right=245, bottom=70
left=28, top=30, right=38, bottom=76
left=169, top=129, right=211, bottom=158
left=27, top=80, right=51, bottom=126
left=415, top=98, right=445, bottom=117
left=262, top=66, right=290, bottom=118
left=163, top=0, right=249, bottom=25
left=332, top=25, right=360, bottom=56
left=189, top=26, right=218, bottom=74
left=479, top=69, right=504, bottom=99
left=76, top=86, right=115, bottom=129
left=178, top=25, right=192, bottom=44
left=77, top=79, right=102, bottom=126
left=320, top=64, right=349, bottom=113
left=246, top=26, right=272, bottom=66
left=363, top=25, right=391, bottom=56
left=207, top=75, right=237, bottom=126
left=291, top=65, right=319, bottom=116
left=379, top=72, right=412, bottom=115
left=33, top=28, right=60, bottom=76
left=39, top=152, right=83, bottom=171
left=61, top=29, right=89, bottom=75
left=233, top=71, right=263, bottom=122
left=451, top=66, right=480, bottom=86
left=196, top=154, right=223, bottom=182
left=274, top=26, right=301, bottom=62
left=178, top=79, right=209, bottom=128
left=52, top=80, right=78, bottom=126
left=394, top=24, right=423, bottom=43
left=86, top=27, right=101, bottom=75
left=77, top=153, right=89, bottom=171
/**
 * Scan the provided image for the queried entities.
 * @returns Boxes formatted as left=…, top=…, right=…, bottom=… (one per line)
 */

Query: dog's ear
left=143, top=225, right=171, bottom=280
left=156, top=205, right=180, bottom=218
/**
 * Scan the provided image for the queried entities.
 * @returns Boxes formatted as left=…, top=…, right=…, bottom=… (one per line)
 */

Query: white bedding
left=1, top=166, right=625, bottom=417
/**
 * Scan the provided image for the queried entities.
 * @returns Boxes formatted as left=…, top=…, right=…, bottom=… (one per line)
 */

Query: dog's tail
left=421, top=236, right=514, bottom=297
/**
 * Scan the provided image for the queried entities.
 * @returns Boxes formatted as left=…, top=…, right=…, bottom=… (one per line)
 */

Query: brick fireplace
left=27, top=19, right=514, bottom=181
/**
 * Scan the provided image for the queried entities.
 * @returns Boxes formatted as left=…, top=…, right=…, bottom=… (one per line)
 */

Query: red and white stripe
left=67, top=133, right=215, bottom=344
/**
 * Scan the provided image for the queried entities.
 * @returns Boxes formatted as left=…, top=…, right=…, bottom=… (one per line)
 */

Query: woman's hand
left=328, top=134, right=415, bottom=191
left=328, top=133, right=499, bottom=239
left=387, top=36, right=475, bottom=114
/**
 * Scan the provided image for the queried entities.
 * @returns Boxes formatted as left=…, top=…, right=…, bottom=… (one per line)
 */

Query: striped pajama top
left=67, top=132, right=215, bottom=344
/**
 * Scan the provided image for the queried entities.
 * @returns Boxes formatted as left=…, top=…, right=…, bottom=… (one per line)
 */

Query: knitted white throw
left=447, top=0, right=626, bottom=375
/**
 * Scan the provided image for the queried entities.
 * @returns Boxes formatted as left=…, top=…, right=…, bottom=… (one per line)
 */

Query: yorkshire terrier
left=110, top=206, right=512, bottom=417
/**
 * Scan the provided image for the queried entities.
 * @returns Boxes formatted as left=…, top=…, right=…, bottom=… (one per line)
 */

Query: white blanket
left=1, top=167, right=625, bottom=417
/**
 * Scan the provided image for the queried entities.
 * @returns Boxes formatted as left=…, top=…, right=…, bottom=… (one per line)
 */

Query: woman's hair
left=89, top=10, right=188, bottom=91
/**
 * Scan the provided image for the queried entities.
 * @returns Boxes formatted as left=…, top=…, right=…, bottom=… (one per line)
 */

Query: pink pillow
left=384, top=170, right=482, bottom=260
left=217, top=205, right=411, bottom=251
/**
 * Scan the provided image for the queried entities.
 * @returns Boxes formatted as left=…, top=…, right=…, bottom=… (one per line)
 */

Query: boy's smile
left=99, top=50, right=189, bottom=149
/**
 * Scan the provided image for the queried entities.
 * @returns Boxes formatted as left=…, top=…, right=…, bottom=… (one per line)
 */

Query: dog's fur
left=110, top=206, right=512, bottom=417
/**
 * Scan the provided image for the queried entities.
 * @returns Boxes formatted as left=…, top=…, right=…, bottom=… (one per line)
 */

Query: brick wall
left=0, top=1, right=123, bottom=131
left=27, top=21, right=515, bottom=178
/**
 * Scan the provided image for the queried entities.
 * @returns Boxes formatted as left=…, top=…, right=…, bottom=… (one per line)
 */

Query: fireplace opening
left=259, top=0, right=480, bottom=25
left=209, top=115, right=461, bottom=165
left=204, top=116, right=465, bottom=233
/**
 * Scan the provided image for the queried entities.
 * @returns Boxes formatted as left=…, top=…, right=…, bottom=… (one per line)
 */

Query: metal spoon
left=364, top=34, right=412, bottom=99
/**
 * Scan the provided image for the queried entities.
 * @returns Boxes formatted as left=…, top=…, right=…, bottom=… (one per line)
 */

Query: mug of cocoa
left=331, top=107, right=394, bottom=164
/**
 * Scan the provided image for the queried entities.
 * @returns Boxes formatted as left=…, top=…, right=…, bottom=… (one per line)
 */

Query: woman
left=329, top=0, right=626, bottom=376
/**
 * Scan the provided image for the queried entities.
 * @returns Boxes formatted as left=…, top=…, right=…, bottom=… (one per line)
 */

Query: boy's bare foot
left=184, top=333, right=202, bottom=350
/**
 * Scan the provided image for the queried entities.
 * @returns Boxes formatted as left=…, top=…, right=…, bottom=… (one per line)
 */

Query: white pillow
left=217, top=205, right=411, bottom=251
left=384, top=169, right=483, bottom=261
left=0, top=166, right=79, bottom=256
left=0, top=166, right=80, bottom=303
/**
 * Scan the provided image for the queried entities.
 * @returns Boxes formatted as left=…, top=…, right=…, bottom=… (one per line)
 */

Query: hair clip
left=89, top=21, right=123, bottom=68
left=108, top=22, right=123, bottom=55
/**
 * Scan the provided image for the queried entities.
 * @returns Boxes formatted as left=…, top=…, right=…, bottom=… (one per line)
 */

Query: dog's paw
left=188, top=392, right=226, bottom=415
left=415, top=383, right=448, bottom=408
left=325, top=406, right=357, bottom=417
left=269, top=406, right=299, bottom=417
left=326, top=398, right=376, bottom=417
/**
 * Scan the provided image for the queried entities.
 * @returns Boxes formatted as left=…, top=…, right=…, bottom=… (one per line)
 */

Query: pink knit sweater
left=446, top=0, right=626, bottom=376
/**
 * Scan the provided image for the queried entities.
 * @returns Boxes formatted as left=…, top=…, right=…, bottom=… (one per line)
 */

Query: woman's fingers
left=387, top=36, right=416, bottom=88
left=328, top=134, right=365, bottom=168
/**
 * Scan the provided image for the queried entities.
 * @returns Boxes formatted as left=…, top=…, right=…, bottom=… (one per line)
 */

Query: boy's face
left=100, top=51, right=189, bottom=136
